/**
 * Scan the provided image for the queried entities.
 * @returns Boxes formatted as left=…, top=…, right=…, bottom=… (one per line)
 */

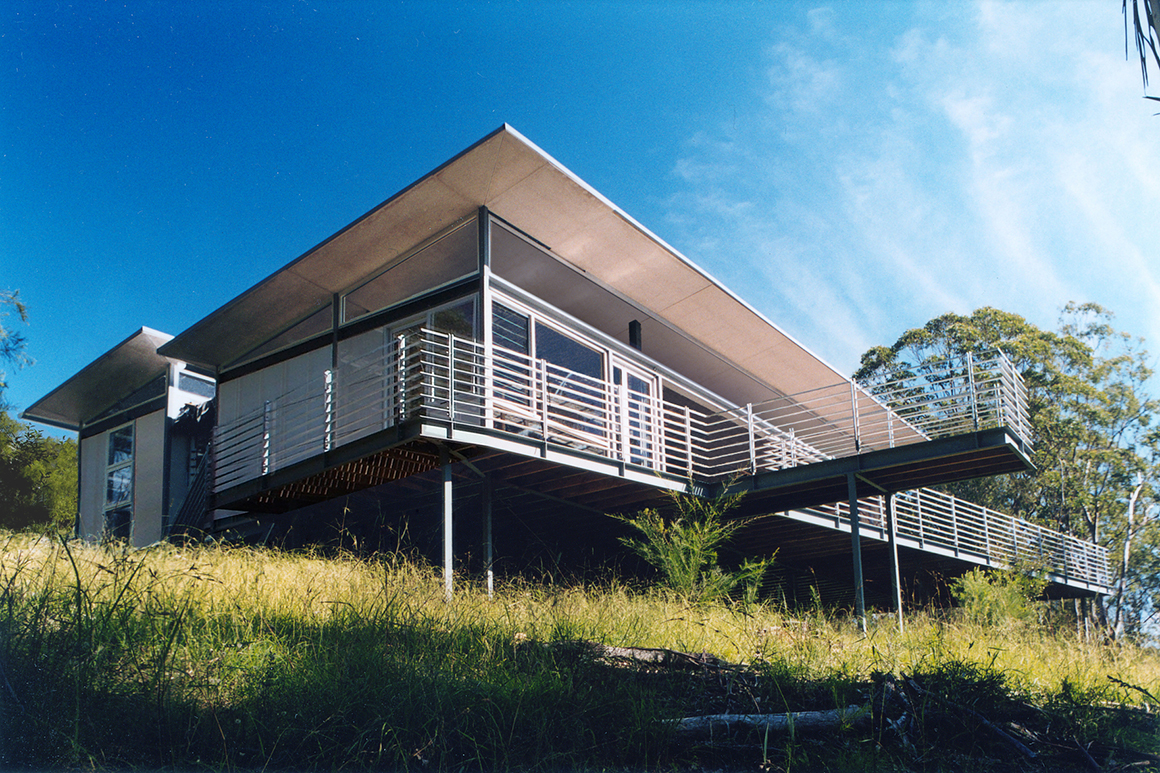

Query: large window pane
left=535, top=324, right=602, bottom=381
left=431, top=299, right=475, bottom=337
left=106, top=466, right=132, bottom=507
left=107, top=425, right=133, bottom=466
left=493, top=303, right=529, bottom=354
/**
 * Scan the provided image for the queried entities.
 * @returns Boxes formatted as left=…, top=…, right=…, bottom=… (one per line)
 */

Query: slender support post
left=983, top=506, right=992, bottom=563
left=395, top=335, right=407, bottom=423
left=850, top=382, right=861, bottom=452
left=886, top=492, right=903, bottom=632
left=483, top=474, right=494, bottom=600
left=951, top=497, right=959, bottom=556
left=323, top=369, right=334, bottom=452
left=683, top=405, right=692, bottom=477
left=441, top=446, right=453, bottom=602
left=261, top=400, right=272, bottom=475
left=447, top=335, right=456, bottom=421
left=847, top=472, right=867, bottom=632
left=967, top=351, right=979, bottom=431
left=746, top=403, right=757, bottom=474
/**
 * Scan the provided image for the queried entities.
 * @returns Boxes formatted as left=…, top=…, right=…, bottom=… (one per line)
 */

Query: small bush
left=611, top=487, right=775, bottom=604
left=950, top=566, right=1046, bottom=628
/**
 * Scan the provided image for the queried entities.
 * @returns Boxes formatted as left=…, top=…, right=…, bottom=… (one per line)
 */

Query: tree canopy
left=1, top=289, right=31, bottom=410
left=0, top=289, right=78, bottom=534
left=856, top=304, right=1160, bottom=639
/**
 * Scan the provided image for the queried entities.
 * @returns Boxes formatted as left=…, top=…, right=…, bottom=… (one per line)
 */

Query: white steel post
left=747, top=403, right=756, bottom=474
left=261, top=400, right=272, bottom=476
left=483, top=474, right=494, bottom=600
left=848, top=472, right=867, bottom=633
left=967, top=351, right=979, bottom=431
left=324, top=369, right=334, bottom=453
left=886, top=492, right=903, bottom=632
left=851, top=381, right=861, bottom=453
left=442, top=446, right=454, bottom=602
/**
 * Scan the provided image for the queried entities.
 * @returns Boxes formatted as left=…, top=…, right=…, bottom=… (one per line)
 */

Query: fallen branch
left=906, top=677, right=1037, bottom=760
left=671, top=705, right=871, bottom=735
left=1072, top=739, right=1101, bottom=773
left=551, top=640, right=727, bottom=670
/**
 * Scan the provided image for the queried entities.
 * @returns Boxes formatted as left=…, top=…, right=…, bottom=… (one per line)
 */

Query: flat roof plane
left=158, top=124, right=847, bottom=398
left=22, top=327, right=175, bottom=431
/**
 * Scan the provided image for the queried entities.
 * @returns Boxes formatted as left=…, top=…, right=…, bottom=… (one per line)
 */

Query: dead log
left=671, top=705, right=871, bottom=735
left=550, top=640, right=727, bottom=670
left=906, top=677, right=1037, bottom=760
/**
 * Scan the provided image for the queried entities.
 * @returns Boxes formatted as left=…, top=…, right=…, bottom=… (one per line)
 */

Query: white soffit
left=160, top=124, right=847, bottom=398
left=23, top=328, right=175, bottom=431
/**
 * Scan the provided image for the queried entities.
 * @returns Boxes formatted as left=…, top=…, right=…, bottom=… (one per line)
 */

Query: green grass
left=0, top=530, right=1157, bottom=771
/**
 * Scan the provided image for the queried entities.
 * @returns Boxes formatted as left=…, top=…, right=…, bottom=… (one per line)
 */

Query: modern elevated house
left=24, top=125, right=1109, bottom=611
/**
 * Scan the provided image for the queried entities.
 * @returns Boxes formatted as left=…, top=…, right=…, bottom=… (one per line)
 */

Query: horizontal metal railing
left=802, top=488, right=1110, bottom=589
left=215, top=331, right=1033, bottom=489
left=210, top=328, right=1102, bottom=587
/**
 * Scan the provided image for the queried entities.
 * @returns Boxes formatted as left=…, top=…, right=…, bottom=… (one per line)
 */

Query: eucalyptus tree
left=0, top=289, right=30, bottom=410
left=855, top=304, right=1160, bottom=638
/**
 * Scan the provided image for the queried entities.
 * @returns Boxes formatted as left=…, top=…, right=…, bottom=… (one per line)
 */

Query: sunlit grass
left=1, top=530, right=1157, bottom=771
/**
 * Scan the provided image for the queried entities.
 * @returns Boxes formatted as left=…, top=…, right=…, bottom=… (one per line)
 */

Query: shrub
left=950, top=566, right=1046, bottom=628
left=611, top=487, right=775, bottom=603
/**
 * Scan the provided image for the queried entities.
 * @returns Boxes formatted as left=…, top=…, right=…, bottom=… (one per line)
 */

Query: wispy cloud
left=665, top=1, right=1160, bottom=375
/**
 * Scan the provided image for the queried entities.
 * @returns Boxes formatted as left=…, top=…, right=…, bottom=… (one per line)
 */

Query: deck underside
left=212, top=420, right=1104, bottom=598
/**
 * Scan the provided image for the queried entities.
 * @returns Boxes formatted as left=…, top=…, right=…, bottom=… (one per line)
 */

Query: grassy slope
left=0, top=531, right=1156, bottom=771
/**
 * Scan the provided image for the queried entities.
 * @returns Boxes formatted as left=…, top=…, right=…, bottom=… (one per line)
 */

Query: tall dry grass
left=0, top=531, right=1156, bottom=770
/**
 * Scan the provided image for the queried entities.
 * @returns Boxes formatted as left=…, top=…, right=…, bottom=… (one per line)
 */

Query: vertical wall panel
left=132, top=410, right=166, bottom=547
left=79, top=432, right=106, bottom=541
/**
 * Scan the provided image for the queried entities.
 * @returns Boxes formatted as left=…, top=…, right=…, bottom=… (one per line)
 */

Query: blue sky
left=3, top=1, right=1158, bottom=436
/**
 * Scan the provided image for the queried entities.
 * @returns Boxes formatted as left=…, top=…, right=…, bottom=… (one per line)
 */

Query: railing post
left=539, top=359, right=549, bottom=442
left=916, top=488, right=925, bottom=547
left=850, top=381, right=861, bottom=452
left=261, top=400, right=272, bottom=476
left=983, top=506, right=991, bottom=563
left=324, top=369, right=334, bottom=452
left=677, top=403, right=686, bottom=475
left=447, top=335, right=456, bottom=422
left=951, top=496, right=959, bottom=556
left=967, top=351, right=979, bottom=431
left=747, top=403, right=757, bottom=474
left=395, top=334, right=407, bottom=423
left=1012, top=515, right=1019, bottom=561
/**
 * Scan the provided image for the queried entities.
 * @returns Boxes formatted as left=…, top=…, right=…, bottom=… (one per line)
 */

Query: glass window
left=343, top=220, right=478, bottom=323
left=431, top=300, right=475, bottom=338
left=493, top=303, right=529, bottom=354
left=535, top=323, right=602, bottom=381
left=107, top=425, right=134, bottom=466
left=106, top=466, right=133, bottom=507
left=178, top=372, right=216, bottom=398
left=104, top=423, right=134, bottom=538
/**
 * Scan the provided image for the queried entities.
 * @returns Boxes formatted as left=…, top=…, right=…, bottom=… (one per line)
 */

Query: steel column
left=483, top=474, right=494, bottom=600
left=886, top=492, right=903, bottom=631
left=847, top=472, right=867, bottom=631
left=441, top=446, right=453, bottom=601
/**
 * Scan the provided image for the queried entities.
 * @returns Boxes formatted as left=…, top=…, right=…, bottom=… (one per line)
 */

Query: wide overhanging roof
left=159, top=124, right=846, bottom=396
left=22, top=328, right=174, bottom=431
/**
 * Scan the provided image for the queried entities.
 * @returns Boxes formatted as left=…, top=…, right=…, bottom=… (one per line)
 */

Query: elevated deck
left=211, top=329, right=1108, bottom=596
